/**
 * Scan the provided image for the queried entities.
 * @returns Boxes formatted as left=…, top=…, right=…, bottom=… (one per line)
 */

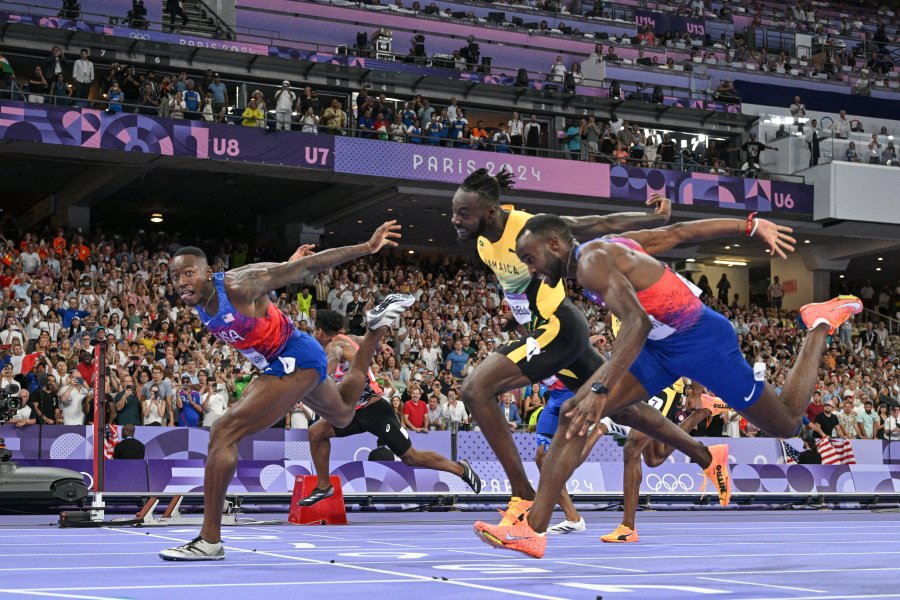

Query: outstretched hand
left=755, top=219, right=795, bottom=259
left=368, top=220, right=402, bottom=253
left=564, top=390, right=606, bottom=439
left=288, top=244, right=316, bottom=262
left=646, top=193, right=671, bottom=219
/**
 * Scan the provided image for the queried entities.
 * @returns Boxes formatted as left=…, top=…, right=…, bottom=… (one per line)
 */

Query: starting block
left=129, top=495, right=237, bottom=527
left=288, top=475, right=347, bottom=525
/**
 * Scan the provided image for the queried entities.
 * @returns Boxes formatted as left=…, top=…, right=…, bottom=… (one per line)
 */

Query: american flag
left=781, top=440, right=801, bottom=464
left=103, top=424, right=120, bottom=460
left=816, top=437, right=857, bottom=465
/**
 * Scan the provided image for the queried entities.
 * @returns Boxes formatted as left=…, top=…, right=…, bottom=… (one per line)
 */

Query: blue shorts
left=261, top=330, right=328, bottom=383
left=628, top=306, right=763, bottom=410
left=535, top=388, right=575, bottom=450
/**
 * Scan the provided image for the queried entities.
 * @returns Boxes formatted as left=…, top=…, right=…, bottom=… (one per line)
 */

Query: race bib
left=675, top=272, right=703, bottom=297
left=504, top=292, right=533, bottom=325
left=646, top=315, right=677, bottom=340
left=240, top=348, right=270, bottom=369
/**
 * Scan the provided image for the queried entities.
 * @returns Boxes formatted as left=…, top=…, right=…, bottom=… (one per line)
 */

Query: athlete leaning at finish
left=452, top=172, right=730, bottom=528
left=298, top=309, right=482, bottom=506
left=474, top=211, right=861, bottom=557
left=160, top=221, right=413, bottom=561
left=600, top=379, right=727, bottom=543
left=536, top=345, right=725, bottom=539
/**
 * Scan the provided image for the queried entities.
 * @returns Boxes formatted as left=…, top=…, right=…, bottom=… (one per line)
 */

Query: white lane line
left=8, top=580, right=427, bottom=592
left=737, top=595, right=900, bottom=600
left=0, top=590, right=122, bottom=600
left=0, top=563, right=313, bottom=573
left=448, top=549, right=511, bottom=558
left=553, top=561, right=646, bottom=573
left=106, top=528, right=569, bottom=600
left=697, top=576, right=827, bottom=593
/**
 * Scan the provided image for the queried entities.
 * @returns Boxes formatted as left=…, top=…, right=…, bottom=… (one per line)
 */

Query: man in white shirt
left=273, top=81, right=296, bottom=131
left=832, top=109, right=850, bottom=138
left=442, top=390, right=469, bottom=429
left=788, top=96, right=805, bottom=124
left=549, top=55, right=567, bottom=83
left=885, top=404, right=900, bottom=441
left=72, top=48, right=94, bottom=101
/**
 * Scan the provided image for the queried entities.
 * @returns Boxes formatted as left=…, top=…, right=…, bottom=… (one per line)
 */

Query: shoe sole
left=601, top=535, right=638, bottom=543
left=367, top=295, right=415, bottom=328
left=801, top=296, right=862, bottom=331
left=474, top=525, right=543, bottom=558
left=460, top=460, right=482, bottom=494
left=159, top=553, right=225, bottom=561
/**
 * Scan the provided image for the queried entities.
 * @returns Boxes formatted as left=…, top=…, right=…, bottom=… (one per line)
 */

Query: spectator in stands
left=167, top=0, right=189, bottom=28
left=499, top=392, right=522, bottom=431
left=426, top=396, right=444, bottom=431
left=402, top=387, right=428, bottom=432
left=49, top=73, right=71, bottom=106
left=549, top=55, right=567, bottom=84
left=857, top=399, right=879, bottom=439
left=206, top=73, right=228, bottom=115
left=884, top=404, right=900, bottom=441
left=168, top=90, right=186, bottom=119
left=842, top=140, right=864, bottom=164
left=508, top=112, right=524, bottom=154
left=26, top=66, right=48, bottom=104
left=837, top=400, right=858, bottom=439
left=832, top=110, right=851, bottom=138
left=774, top=124, right=789, bottom=139
left=112, top=371, right=141, bottom=426
left=121, top=66, right=140, bottom=112
left=104, top=81, right=124, bottom=114
left=43, top=46, right=67, bottom=81
left=866, top=134, right=882, bottom=164
left=273, top=81, right=295, bottom=131
left=563, top=119, right=582, bottom=160
left=524, top=115, right=541, bottom=156
left=713, top=79, right=740, bottom=103
left=138, top=83, right=159, bottom=116
left=814, top=400, right=841, bottom=438
left=241, top=99, right=263, bottom=127
left=251, top=90, right=268, bottom=128
left=442, top=390, right=468, bottom=430
left=805, top=118, right=821, bottom=166
left=70, top=49, right=94, bottom=103
left=740, top=132, right=778, bottom=175
left=298, top=86, right=320, bottom=117
left=323, top=99, right=347, bottom=135
left=768, top=276, right=784, bottom=309
left=882, top=141, right=897, bottom=165
left=788, top=96, right=806, bottom=124
left=201, top=377, right=228, bottom=427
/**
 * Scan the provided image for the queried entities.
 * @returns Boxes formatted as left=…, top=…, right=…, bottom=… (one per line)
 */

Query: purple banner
left=335, top=136, right=604, bottom=196
left=110, top=26, right=270, bottom=55
left=635, top=8, right=706, bottom=37
left=0, top=101, right=333, bottom=170
left=334, top=137, right=813, bottom=213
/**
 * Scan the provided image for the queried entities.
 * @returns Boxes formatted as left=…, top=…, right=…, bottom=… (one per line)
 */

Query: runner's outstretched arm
left=616, top=213, right=796, bottom=259
left=561, top=195, right=671, bottom=236
left=232, top=221, right=400, bottom=300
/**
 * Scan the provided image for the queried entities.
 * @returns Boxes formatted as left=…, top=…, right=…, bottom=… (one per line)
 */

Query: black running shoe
left=459, top=459, right=482, bottom=494
left=366, top=293, right=415, bottom=330
left=298, top=485, right=334, bottom=507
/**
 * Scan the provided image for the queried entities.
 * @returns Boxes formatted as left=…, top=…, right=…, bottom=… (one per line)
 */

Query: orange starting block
left=288, top=475, right=347, bottom=525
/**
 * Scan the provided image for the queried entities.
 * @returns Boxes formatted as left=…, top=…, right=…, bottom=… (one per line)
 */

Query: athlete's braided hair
left=459, top=168, right=515, bottom=206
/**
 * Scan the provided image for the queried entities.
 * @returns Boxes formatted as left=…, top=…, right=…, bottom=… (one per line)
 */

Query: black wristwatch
left=591, top=381, right=609, bottom=395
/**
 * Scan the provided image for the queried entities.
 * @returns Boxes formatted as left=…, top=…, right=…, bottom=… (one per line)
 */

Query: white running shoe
left=366, top=293, right=415, bottom=330
left=159, top=536, right=225, bottom=561
left=547, top=517, right=586, bottom=535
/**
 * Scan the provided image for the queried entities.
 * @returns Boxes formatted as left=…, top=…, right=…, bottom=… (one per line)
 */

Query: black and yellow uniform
left=479, top=207, right=602, bottom=389
left=611, top=316, right=683, bottom=419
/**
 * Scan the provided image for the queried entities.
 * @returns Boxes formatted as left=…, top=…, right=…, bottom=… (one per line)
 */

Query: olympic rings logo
left=645, top=473, right=695, bottom=492
left=129, top=32, right=150, bottom=40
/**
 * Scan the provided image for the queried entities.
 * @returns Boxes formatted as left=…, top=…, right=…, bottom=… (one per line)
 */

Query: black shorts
left=496, top=298, right=602, bottom=391
left=332, top=398, right=412, bottom=456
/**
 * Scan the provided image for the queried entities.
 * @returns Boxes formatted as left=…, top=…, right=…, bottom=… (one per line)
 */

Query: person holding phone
left=142, top=384, right=166, bottom=426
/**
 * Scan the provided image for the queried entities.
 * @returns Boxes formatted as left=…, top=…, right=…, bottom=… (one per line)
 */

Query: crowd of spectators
left=1, top=226, right=899, bottom=446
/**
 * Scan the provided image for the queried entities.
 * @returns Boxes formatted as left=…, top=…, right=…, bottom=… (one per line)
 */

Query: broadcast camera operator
left=126, top=0, right=149, bottom=30
left=6, top=388, right=35, bottom=428
left=460, top=35, right=480, bottom=71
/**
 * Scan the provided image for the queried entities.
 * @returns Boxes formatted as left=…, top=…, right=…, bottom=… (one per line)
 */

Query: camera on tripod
left=0, top=383, right=23, bottom=424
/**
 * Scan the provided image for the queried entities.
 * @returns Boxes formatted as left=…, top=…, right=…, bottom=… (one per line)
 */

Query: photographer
left=460, top=36, right=480, bottom=71
left=201, top=376, right=228, bottom=427
left=112, top=370, right=142, bottom=426
left=142, top=383, right=169, bottom=426
left=7, top=388, right=36, bottom=428
left=174, top=374, right=203, bottom=427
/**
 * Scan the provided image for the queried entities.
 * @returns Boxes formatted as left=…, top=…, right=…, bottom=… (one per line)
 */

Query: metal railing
left=0, top=91, right=801, bottom=183
left=862, top=308, right=900, bottom=335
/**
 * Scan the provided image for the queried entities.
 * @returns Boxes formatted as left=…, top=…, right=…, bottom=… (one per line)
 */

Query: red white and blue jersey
left=577, top=237, right=704, bottom=338
left=195, top=272, right=295, bottom=369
